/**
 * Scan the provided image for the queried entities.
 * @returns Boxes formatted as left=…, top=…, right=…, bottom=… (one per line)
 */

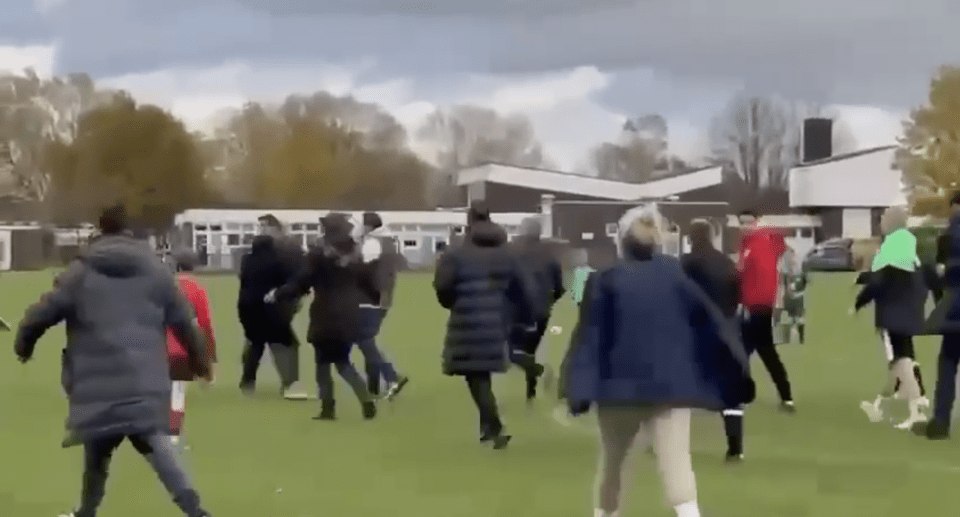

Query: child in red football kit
left=167, top=251, right=217, bottom=448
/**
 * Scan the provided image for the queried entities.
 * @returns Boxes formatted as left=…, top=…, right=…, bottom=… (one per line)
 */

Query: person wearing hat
left=167, top=250, right=217, bottom=452
left=269, top=214, right=378, bottom=420
left=357, top=211, right=409, bottom=399
left=15, top=203, right=213, bottom=517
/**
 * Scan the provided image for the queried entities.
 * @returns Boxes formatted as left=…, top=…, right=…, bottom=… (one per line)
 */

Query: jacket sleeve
left=921, top=261, right=944, bottom=302
left=276, top=249, right=321, bottom=301
left=562, top=272, right=606, bottom=403
left=558, top=272, right=597, bottom=400
left=15, top=259, right=83, bottom=360
left=677, top=272, right=749, bottom=372
left=162, top=273, right=210, bottom=378
left=193, top=285, right=217, bottom=363
left=509, top=255, right=545, bottom=324
left=433, top=250, right=457, bottom=309
left=854, top=269, right=886, bottom=311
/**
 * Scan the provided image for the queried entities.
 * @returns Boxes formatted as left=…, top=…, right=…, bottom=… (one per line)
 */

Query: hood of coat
left=83, top=234, right=159, bottom=278
left=468, top=220, right=507, bottom=248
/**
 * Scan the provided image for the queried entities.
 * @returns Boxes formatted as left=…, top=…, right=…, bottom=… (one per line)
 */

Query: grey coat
left=433, top=221, right=540, bottom=376
left=15, top=235, right=209, bottom=441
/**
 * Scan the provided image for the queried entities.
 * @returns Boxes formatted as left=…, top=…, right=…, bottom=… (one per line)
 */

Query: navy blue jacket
left=564, top=251, right=754, bottom=410
left=925, top=215, right=960, bottom=334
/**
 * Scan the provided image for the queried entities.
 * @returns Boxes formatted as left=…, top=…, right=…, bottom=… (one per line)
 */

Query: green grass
left=1, top=271, right=959, bottom=516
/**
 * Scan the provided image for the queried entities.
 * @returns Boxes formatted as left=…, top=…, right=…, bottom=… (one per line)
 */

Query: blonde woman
left=564, top=204, right=754, bottom=517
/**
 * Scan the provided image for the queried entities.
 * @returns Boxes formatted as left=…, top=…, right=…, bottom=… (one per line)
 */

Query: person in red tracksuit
left=167, top=251, right=217, bottom=449
left=737, top=210, right=795, bottom=412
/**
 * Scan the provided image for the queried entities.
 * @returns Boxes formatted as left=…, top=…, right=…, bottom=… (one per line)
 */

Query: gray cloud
left=18, top=0, right=959, bottom=108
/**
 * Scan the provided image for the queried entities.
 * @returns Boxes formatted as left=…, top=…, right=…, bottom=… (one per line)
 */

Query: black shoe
left=492, top=434, right=512, bottom=450
left=779, top=401, right=796, bottom=413
left=362, top=401, right=377, bottom=420
left=923, top=420, right=950, bottom=440
left=313, top=401, right=336, bottom=421
left=725, top=452, right=744, bottom=463
left=239, top=380, right=255, bottom=396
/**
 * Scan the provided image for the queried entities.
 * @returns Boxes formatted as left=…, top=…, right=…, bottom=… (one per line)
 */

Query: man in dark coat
left=238, top=235, right=300, bottom=393
left=239, top=213, right=307, bottom=400
left=433, top=202, right=540, bottom=449
left=681, top=219, right=749, bottom=462
left=508, top=216, right=565, bottom=401
left=271, top=214, right=377, bottom=421
left=916, top=192, right=960, bottom=439
left=15, top=204, right=213, bottom=517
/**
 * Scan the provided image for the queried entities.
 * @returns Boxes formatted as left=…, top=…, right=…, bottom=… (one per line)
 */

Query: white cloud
left=34, top=0, right=68, bottom=15
left=0, top=44, right=57, bottom=78
left=0, top=44, right=912, bottom=172
left=831, top=105, right=905, bottom=149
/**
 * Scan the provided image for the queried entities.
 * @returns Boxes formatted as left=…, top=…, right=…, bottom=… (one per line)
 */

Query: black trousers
left=464, top=372, right=503, bottom=436
left=741, top=308, right=793, bottom=402
left=76, top=433, right=204, bottom=517
left=509, top=317, right=549, bottom=397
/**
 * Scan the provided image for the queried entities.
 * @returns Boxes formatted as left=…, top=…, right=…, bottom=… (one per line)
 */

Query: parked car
left=803, top=238, right=855, bottom=271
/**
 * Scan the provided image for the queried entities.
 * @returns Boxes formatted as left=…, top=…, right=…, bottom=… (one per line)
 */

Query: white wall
left=842, top=208, right=873, bottom=238
left=790, top=147, right=904, bottom=208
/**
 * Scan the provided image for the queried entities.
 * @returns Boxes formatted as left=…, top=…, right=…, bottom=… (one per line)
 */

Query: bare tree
left=590, top=115, right=687, bottom=182
left=416, top=104, right=547, bottom=205
left=709, top=94, right=858, bottom=193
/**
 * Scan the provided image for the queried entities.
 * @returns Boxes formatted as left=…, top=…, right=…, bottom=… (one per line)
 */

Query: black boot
left=313, top=400, right=336, bottom=420
left=362, top=400, right=377, bottom=420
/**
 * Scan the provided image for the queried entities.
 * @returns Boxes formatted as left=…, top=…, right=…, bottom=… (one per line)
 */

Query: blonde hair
left=880, top=205, right=908, bottom=235
left=616, top=203, right=665, bottom=257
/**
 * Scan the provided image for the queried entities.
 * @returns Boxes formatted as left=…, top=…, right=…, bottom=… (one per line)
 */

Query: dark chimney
left=802, top=118, right=833, bottom=163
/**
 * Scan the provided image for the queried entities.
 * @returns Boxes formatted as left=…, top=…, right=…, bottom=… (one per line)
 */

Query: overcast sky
left=1, top=0, right=950, bottom=170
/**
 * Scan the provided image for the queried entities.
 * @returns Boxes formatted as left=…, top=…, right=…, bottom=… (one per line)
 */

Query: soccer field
left=1, top=271, right=959, bottom=516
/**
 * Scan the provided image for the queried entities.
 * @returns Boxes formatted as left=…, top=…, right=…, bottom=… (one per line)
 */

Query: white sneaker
left=58, top=512, right=75, bottom=517
left=895, top=400, right=928, bottom=430
left=282, top=383, right=309, bottom=400
left=860, top=401, right=884, bottom=423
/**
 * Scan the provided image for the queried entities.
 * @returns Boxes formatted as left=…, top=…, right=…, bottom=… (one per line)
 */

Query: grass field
left=1, top=271, right=959, bottom=516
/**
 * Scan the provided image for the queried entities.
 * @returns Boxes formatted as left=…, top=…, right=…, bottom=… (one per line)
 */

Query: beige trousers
left=594, top=405, right=697, bottom=513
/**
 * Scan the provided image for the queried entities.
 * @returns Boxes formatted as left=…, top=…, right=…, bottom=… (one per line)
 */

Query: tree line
left=6, top=65, right=956, bottom=228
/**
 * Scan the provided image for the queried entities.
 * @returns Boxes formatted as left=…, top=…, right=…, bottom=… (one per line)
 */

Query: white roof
left=789, top=146, right=906, bottom=207
left=457, top=163, right=723, bottom=200
left=174, top=209, right=537, bottom=227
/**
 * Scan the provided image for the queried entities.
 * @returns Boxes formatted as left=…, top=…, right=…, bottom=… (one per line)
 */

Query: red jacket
left=738, top=225, right=785, bottom=310
left=167, top=274, right=217, bottom=380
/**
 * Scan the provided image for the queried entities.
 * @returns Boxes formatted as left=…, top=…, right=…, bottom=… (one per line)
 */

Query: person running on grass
left=15, top=203, right=213, bottom=517
left=564, top=205, right=753, bottom=517
left=239, top=214, right=308, bottom=400
left=357, top=211, right=409, bottom=400
left=854, top=206, right=938, bottom=429
left=681, top=218, right=752, bottom=463
left=268, top=213, right=377, bottom=420
left=434, top=202, right=541, bottom=449
left=737, top=209, right=796, bottom=412
left=507, top=216, right=565, bottom=403
left=238, top=235, right=300, bottom=396
left=167, top=250, right=217, bottom=451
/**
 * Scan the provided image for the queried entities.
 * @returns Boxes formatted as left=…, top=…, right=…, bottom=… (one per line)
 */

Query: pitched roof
left=799, top=145, right=896, bottom=166
left=789, top=146, right=904, bottom=208
left=456, top=162, right=722, bottom=201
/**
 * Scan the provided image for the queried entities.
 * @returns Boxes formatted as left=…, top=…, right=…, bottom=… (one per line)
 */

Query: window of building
left=799, top=228, right=813, bottom=238
left=402, top=239, right=419, bottom=249
left=305, top=223, right=319, bottom=232
left=605, top=223, right=618, bottom=236
left=209, top=224, right=222, bottom=232
left=227, top=233, right=240, bottom=246
left=291, top=223, right=304, bottom=231
left=242, top=233, right=254, bottom=245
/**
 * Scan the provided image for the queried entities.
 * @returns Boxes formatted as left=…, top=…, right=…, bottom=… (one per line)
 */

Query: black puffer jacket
left=434, top=220, right=539, bottom=375
left=509, top=235, right=565, bottom=320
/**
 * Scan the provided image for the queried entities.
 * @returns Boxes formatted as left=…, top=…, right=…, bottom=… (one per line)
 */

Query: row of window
left=188, top=222, right=517, bottom=234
